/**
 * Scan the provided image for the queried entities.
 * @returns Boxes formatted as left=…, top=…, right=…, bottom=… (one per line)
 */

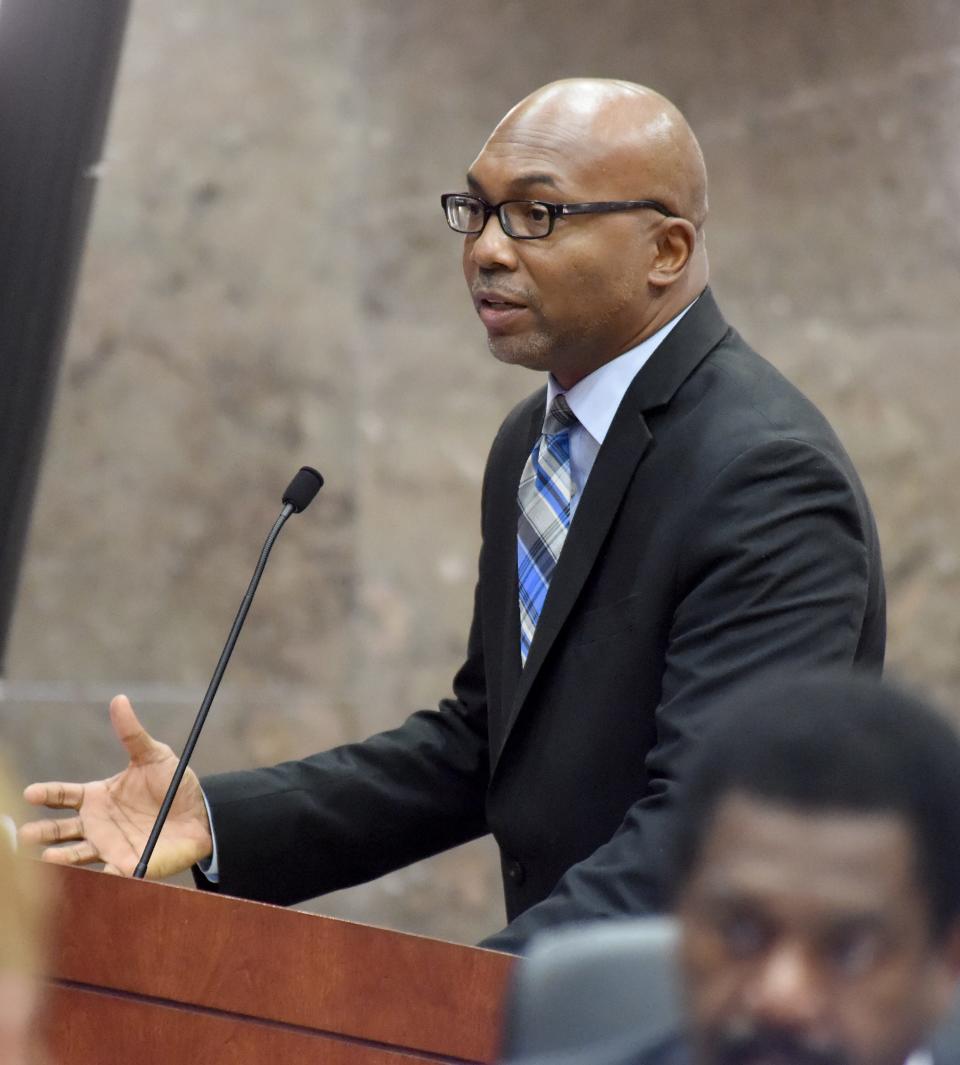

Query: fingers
left=18, top=816, right=84, bottom=847
left=40, top=839, right=101, bottom=866
left=109, top=694, right=157, bottom=764
left=23, top=782, right=85, bottom=810
left=20, top=814, right=112, bottom=869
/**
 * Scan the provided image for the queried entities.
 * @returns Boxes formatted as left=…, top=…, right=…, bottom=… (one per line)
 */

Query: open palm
left=19, top=695, right=213, bottom=879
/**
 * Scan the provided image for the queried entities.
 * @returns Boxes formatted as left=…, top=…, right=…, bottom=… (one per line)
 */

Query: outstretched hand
left=19, top=695, right=213, bottom=879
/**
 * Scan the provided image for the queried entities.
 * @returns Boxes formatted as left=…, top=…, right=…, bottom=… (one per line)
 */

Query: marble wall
left=4, top=0, right=959, bottom=945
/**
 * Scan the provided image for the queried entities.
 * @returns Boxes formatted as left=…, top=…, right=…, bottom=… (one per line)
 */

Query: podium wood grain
left=39, top=863, right=515, bottom=1064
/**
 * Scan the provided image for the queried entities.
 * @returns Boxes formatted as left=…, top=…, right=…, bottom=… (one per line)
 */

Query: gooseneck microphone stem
left=133, top=503, right=296, bottom=880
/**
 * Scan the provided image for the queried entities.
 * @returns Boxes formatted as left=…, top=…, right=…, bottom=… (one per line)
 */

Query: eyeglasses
left=441, top=193, right=675, bottom=240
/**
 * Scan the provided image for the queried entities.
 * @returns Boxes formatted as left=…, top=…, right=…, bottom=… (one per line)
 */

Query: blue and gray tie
left=517, top=394, right=578, bottom=665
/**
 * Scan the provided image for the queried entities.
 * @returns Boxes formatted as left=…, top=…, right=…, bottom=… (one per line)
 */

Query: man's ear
left=941, top=920, right=960, bottom=974
left=649, top=218, right=698, bottom=288
left=929, top=920, right=960, bottom=1021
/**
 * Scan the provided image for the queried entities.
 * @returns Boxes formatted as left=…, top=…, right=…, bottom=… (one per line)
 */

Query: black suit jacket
left=197, top=290, right=885, bottom=952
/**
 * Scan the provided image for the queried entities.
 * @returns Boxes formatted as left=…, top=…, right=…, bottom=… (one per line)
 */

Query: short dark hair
left=670, top=672, right=960, bottom=937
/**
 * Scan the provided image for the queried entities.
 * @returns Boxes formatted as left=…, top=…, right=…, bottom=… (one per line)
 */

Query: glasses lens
left=445, top=195, right=486, bottom=233
left=501, top=201, right=552, bottom=238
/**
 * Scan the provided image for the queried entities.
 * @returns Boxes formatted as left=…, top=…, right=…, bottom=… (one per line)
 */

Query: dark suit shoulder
left=481, top=385, right=546, bottom=500
left=627, top=1032, right=691, bottom=1065
left=660, top=327, right=861, bottom=481
left=494, top=386, right=546, bottom=446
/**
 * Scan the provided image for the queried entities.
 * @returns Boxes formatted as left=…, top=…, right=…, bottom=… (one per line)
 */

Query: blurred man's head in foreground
left=0, top=762, right=46, bottom=1065
left=671, top=673, right=960, bottom=1065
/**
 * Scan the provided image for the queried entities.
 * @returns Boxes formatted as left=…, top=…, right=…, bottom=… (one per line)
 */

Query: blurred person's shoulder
left=629, top=1032, right=690, bottom=1065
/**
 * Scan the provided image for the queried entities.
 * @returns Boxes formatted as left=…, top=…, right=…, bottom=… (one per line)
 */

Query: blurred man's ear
left=944, top=921, right=960, bottom=974
left=930, top=921, right=960, bottom=1020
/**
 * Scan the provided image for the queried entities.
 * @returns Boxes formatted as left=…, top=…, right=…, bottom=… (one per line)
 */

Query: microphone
left=133, top=466, right=324, bottom=879
left=283, top=466, right=323, bottom=512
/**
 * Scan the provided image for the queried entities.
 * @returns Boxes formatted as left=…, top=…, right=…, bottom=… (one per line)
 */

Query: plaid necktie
left=517, top=394, right=578, bottom=665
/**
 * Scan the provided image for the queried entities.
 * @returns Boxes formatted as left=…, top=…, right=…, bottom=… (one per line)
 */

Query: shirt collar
left=545, top=298, right=697, bottom=445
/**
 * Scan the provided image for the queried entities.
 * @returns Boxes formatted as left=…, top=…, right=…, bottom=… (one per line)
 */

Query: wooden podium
left=38, top=864, right=515, bottom=1064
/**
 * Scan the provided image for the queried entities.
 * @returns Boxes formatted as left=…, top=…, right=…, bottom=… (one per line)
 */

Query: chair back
left=499, top=917, right=682, bottom=1060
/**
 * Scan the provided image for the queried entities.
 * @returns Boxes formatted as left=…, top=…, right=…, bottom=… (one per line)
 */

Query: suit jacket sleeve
left=482, top=435, right=879, bottom=952
left=191, top=411, right=529, bottom=906
left=194, top=571, right=492, bottom=905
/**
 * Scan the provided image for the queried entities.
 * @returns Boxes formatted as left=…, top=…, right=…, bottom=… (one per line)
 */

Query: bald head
left=459, top=78, right=710, bottom=385
left=493, top=79, right=708, bottom=231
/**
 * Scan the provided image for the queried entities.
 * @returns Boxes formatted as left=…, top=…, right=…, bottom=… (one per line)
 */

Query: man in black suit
left=19, top=79, right=884, bottom=953
left=503, top=674, right=960, bottom=1065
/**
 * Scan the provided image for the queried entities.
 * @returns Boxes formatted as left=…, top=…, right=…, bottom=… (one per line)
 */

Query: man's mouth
left=473, top=292, right=530, bottom=332
left=475, top=291, right=526, bottom=309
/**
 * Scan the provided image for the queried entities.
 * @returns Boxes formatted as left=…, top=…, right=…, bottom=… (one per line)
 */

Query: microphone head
left=283, top=466, right=324, bottom=513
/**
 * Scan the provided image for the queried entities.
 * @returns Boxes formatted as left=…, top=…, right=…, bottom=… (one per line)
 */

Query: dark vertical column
left=0, top=0, right=130, bottom=671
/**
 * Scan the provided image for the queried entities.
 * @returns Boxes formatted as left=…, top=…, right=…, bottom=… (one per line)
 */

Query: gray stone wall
left=4, top=0, right=959, bottom=945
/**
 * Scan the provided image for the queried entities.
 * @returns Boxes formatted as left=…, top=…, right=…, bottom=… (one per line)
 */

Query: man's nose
left=466, top=211, right=518, bottom=271
left=748, top=944, right=826, bottom=1030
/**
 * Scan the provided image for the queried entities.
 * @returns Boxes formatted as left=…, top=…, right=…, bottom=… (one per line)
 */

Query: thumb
left=109, top=694, right=160, bottom=765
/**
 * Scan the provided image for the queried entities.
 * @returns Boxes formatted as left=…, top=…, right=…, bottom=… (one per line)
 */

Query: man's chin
left=724, top=1054, right=817, bottom=1065
left=485, top=333, right=552, bottom=373
left=712, top=1031, right=849, bottom=1065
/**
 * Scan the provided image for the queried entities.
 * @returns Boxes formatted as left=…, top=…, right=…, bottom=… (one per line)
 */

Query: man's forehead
left=467, top=124, right=627, bottom=199
left=688, top=793, right=923, bottom=914
left=468, top=91, right=676, bottom=198
left=465, top=155, right=571, bottom=199
left=484, top=96, right=628, bottom=164
left=466, top=170, right=563, bottom=196
left=473, top=117, right=593, bottom=169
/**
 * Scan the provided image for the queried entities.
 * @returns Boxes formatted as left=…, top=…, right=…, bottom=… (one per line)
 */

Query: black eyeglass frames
left=440, top=193, right=676, bottom=240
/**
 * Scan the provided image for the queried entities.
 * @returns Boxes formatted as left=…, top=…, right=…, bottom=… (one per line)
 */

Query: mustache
left=471, top=286, right=535, bottom=305
left=714, top=1025, right=850, bottom=1065
left=472, top=272, right=536, bottom=308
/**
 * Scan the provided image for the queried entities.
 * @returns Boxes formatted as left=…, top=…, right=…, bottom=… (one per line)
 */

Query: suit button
left=507, top=859, right=526, bottom=885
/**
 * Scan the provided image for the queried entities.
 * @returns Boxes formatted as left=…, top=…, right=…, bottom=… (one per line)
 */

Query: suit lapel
left=493, top=288, right=731, bottom=765
left=506, top=406, right=653, bottom=732
left=489, top=395, right=542, bottom=736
